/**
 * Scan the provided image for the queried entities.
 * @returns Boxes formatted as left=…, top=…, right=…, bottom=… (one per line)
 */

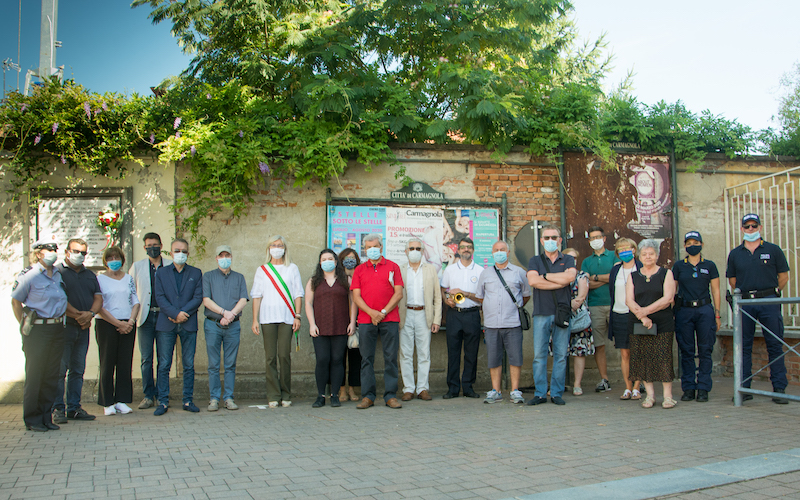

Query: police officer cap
left=215, top=244, right=232, bottom=256
left=32, top=236, right=58, bottom=250
left=741, top=213, right=760, bottom=226
left=684, top=231, right=702, bottom=243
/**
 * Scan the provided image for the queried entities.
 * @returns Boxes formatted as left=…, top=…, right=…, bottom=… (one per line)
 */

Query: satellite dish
left=514, top=220, right=541, bottom=268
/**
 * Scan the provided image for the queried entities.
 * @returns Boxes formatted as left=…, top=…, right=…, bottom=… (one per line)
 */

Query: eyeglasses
left=70, top=249, right=88, bottom=256
left=408, top=247, right=422, bottom=251
left=742, top=224, right=758, bottom=230
left=40, top=245, right=57, bottom=252
left=173, top=249, right=189, bottom=254
left=144, top=244, right=161, bottom=249
left=542, top=236, right=558, bottom=241
left=589, top=235, right=604, bottom=241
left=458, top=246, right=473, bottom=251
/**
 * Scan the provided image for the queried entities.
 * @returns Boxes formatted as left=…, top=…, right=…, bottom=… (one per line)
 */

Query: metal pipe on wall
left=557, top=149, right=567, bottom=247
left=671, top=148, right=679, bottom=263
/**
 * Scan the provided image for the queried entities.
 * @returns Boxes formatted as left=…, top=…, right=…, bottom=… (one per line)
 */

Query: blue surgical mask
left=217, top=257, right=231, bottom=269
left=492, top=251, right=508, bottom=264
left=173, top=252, right=188, bottom=265
left=366, top=247, right=381, bottom=261
left=107, top=260, right=123, bottom=271
left=321, top=260, right=336, bottom=272
left=743, top=231, right=761, bottom=242
left=543, top=240, right=558, bottom=253
left=619, top=250, right=634, bottom=262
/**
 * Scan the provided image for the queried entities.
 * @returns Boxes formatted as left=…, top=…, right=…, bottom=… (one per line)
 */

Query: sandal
left=631, top=389, right=642, bottom=400
left=641, top=396, right=655, bottom=408
left=573, top=387, right=583, bottom=396
left=620, top=390, right=632, bottom=400
left=662, top=397, right=677, bottom=409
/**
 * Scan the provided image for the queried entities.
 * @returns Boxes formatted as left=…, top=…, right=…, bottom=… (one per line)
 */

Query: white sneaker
left=225, top=399, right=239, bottom=410
left=104, top=405, right=117, bottom=416
left=510, top=390, right=525, bottom=404
left=268, top=401, right=279, bottom=408
left=281, top=401, right=292, bottom=408
left=114, top=402, right=133, bottom=414
left=208, top=399, right=219, bottom=412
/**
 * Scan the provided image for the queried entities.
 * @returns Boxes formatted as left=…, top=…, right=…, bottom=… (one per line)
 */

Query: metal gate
left=724, top=165, right=800, bottom=330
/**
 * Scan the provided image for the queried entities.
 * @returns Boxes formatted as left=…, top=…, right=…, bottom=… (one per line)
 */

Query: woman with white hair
left=251, top=235, right=304, bottom=408
left=626, top=239, right=677, bottom=409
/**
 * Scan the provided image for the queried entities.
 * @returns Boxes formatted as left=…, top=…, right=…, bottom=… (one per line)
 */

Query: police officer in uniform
left=672, top=231, right=720, bottom=403
left=11, top=237, right=68, bottom=432
left=726, top=214, right=790, bottom=404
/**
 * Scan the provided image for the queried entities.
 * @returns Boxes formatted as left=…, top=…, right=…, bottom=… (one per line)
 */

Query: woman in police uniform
left=10, top=237, right=68, bottom=432
left=672, top=231, right=720, bottom=403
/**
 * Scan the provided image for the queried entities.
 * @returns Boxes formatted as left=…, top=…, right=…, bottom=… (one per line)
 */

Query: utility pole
left=25, top=0, right=62, bottom=95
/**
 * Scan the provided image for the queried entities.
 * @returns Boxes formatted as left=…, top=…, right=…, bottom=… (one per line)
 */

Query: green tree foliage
left=764, top=62, right=800, bottom=157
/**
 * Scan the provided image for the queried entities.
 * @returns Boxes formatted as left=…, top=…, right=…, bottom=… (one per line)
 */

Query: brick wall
left=718, top=336, right=800, bottom=386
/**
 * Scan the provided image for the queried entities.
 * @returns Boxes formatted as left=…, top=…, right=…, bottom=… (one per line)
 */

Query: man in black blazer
left=153, top=238, right=203, bottom=415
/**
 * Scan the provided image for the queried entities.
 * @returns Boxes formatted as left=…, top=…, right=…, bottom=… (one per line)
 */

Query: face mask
left=68, top=252, right=85, bottom=266
left=493, top=251, right=508, bottom=264
left=543, top=240, right=558, bottom=253
left=269, top=247, right=285, bottom=259
left=41, top=251, right=57, bottom=266
left=366, top=247, right=381, bottom=261
left=743, top=231, right=760, bottom=242
left=217, top=257, right=231, bottom=269
left=589, top=239, right=605, bottom=250
left=107, top=260, right=123, bottom=271
left=173, top=252, right=188, bottom=265
left=407, top=250, right=422, bottom=263
left=146, top=246, right=161, bottom=259
left=321, top=260, right=336, bottom=272
left=342, top=257, right=357, bottom=270
left=685, top=245, right=702, bottom=256
left=619, top=250, right=634, bottom=262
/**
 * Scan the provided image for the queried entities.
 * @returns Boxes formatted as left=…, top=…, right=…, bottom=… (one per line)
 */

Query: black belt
left=742, top=288, right=780, bottom=300
left=453, top=306, right=480, bottom=313
left=683, top=298, right=712, bottom=308
left=150, top=307, right=160, bottom=312
left=34, top=315, right=65, bottom=325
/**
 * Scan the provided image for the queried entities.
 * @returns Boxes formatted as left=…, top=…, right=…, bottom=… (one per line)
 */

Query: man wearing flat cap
left=672, top=231, right=720, bottom=403
left=11, top=237, right=68, bottom=431
left=202, top=245, right=249, bottom=411
left=726, top=214, right=791, bottom=404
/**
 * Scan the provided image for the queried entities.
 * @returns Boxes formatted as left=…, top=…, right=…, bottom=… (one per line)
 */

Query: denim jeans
left=532, top=315, right=569, bottom=398
left=138, top=312, right=159, bottom=400
left=156, top=325, right=197, bottom=406
left=204, top=319, right=241, bottom=401
left=53, top=323, right=90, bottom=412
left=358, top=321, right=399, bottom=403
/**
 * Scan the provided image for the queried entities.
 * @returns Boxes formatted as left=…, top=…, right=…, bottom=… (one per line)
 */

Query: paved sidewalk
left=1, top=378, right=799, bottom=500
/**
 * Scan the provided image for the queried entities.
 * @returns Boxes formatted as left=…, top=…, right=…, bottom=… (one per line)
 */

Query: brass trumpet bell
left=453, top=292, right=466, bottom=304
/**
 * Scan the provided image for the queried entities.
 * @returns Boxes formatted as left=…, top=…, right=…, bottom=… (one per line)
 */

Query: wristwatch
left=90, top=311, right=96, bottom=318
left=380, top=309, right=387, bottom=314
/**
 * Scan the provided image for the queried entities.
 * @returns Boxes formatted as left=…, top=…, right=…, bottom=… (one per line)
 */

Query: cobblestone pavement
left=1, top=378, right=800, bottom=500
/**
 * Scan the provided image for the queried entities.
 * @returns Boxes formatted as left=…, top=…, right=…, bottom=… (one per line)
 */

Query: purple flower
left=173, top=117, right=182, bottom=129
left=20, top=103, right=28, bottom=113
left=190, top=145, right=196, bottom=156
left=34, top=134, right=41, bottom=145
left=206, top=93, right=212, bottom=99
left=84, top=102, right=91, bottom=119
left=176, top=131, right=181, bottom=138
left=238, top=130, right=244, bottom=138
left=60, top=155, right=67, bottom=164
left=95, top=108, right=102, bottom=116
left=52, top=122, right=59, bottom=134
left=102, top=102, right=108, bottom=111
left=259, top=162, right=270, bottom=174
left=149, top=133, right=155, bottom=144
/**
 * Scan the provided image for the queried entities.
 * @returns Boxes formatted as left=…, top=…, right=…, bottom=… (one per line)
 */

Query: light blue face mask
left=107, top=260, right=123, bottom=271
left=619, top=250, right=634, bottom=262
left=543, top=240, right=558, bottom=253
left=321, top=260, right=336, bottom=272
left=217, top=257, right=231, bottom=269
left=743, top=231, right=761, bottom=242
left=366, top=247, right=381, bottom=261
left=173, top=252, right=188, bottom=265
left=492, top=251, right=508, bottom=264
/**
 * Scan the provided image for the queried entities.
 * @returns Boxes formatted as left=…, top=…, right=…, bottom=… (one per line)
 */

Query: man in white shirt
left=440, top=237, right=484, bottom=399
left=398, top=238, right=442, bottom=402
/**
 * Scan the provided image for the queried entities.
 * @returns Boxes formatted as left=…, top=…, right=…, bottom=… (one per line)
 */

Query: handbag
left=347, top=330, right=360, bottom=349
left=493, top=266, right=531, bottom=330
left=571, top=307, right=591, bottom=333
left=633, top=322, right=657, bottom=336
left=541, top=254, right=571, bottom=329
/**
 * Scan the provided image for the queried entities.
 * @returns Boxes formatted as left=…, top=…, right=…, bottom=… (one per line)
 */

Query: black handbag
left=633, top=322, right=657, bottom=335
left=541, top=254, right=570, bottom=329
left=494, top=266, right=531, bottom=330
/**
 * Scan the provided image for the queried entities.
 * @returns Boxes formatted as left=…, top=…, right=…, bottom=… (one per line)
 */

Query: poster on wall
left=627, top=161, right=671, bottom=239
left=328, top=205, right=500, bottom=272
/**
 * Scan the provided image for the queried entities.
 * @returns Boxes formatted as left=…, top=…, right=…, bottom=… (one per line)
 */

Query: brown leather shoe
left=417, top=390, right=432, bottom=401
left=401, top=392, right=414, bottom=401
left=385, top=398, right=402, bottom=409
left=356, top=397, right=374, bottom=409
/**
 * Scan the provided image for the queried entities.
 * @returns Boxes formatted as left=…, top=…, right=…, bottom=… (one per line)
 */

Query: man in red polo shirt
left=351, top=233, right=405, bottom=409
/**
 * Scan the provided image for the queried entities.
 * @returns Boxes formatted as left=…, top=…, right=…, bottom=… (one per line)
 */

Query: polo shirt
left=440, top=259, right=484, bottom=308
left=202, top=268, right=250, bottom=320
left=581, top=249, right=620, bottom=307
left=12, top=263, right=69, bottom=318
left=475, top=263, right=531, bottom=329
left=351, top=257, right=404, bottom=324
left=726, top=240, right=790, bottom=292
left=528, top=252, right=576, bottom=317
left=58, top=262, right=101, bottom=326
left=672, top=256, right=719, bottom=302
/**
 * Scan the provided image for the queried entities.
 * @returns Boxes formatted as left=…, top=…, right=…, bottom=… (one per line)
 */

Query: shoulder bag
left=494, top=266, right=531, bottom=330
left=541, top=254, right=571, bottom=329
left=570, top=274, right=592, bottom=333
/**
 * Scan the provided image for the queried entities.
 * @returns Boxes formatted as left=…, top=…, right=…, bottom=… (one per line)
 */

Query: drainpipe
left=501, top=193, right=507, bottom=241
left=557, top=148, right=567, bottom=247
left=670, top=147, right=679, bottom=263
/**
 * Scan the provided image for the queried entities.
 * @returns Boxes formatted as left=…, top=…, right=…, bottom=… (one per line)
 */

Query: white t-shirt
left=251, top=263, right=304, bottom=325
left=98, top=273, right=140, bottom=320
left=440, top=259, right=484, bottom=308
left=612, top=265, right=636, bottom=314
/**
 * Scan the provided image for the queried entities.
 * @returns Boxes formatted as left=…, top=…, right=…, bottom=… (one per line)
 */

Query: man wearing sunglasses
left=398, top=238, right=442, bottom=402
left=53, top=238, right=102, bottom=423
left=726, top=213, right=790, bottom=404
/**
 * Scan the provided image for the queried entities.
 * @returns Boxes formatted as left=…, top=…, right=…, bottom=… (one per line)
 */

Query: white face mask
left=407, top=250, right=422, bottom=263
left=68, top=252, right=85, bottom=266
left=172, top=252, right=188, bottom=265
left=270, top=247, right=285, bottom=259
left=589, top=239, right=605, bottom=250
left=41, top=250, right=58, bottom=266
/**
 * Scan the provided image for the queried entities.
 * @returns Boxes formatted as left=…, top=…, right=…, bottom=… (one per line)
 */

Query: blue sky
left=2, top=1, right=799, bottom=133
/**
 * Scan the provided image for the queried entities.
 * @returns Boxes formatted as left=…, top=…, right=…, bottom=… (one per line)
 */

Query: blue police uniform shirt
left=726, top=239, right=790, bottom=292
left=11, top=262, right=69, bottom=318
left=672, top=256, right=719, bottom=302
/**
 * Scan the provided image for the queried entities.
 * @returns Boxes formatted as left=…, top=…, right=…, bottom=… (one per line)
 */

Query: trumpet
left=453, top=292, right=466, bottom=304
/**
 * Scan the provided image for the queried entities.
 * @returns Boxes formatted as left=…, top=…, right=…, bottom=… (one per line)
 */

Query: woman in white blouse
left=96, top=246, right=140, bottom=416
left=251, top=235, right=304, bottom=408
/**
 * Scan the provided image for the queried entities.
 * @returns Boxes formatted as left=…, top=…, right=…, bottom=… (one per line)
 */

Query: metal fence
left=724, top=166, right=800, bottom=330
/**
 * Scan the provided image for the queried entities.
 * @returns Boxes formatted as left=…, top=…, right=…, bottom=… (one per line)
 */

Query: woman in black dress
left=338, top=248, right=362, bottom=401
